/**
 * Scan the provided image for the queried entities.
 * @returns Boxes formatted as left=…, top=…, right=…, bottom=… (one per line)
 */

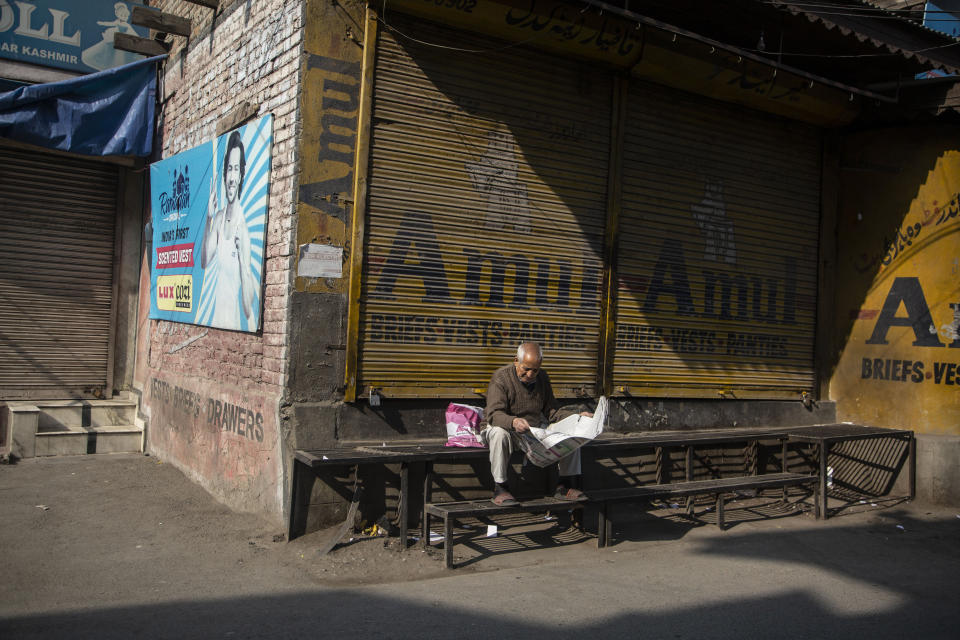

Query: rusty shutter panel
left=358, top=17, right=612, bottom=399
left=0, top=146, right=118, bottom=399
left=612, top=81, right=822, bottom=398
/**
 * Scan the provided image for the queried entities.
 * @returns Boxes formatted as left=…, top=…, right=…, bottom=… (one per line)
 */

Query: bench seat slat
left=586, top=472, right=815, bottom=502
left=426, top=496, right=586, bottom=518
left=295, top=447, right=488, bottom=468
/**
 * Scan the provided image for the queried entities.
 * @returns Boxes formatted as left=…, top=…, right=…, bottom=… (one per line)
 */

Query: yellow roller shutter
left=358, top=17, right=613, bottom=398
left=612, top=81, right=822, bottom=398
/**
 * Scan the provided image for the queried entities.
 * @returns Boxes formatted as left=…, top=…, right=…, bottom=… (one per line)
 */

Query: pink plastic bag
left=444, top=402, right=485, bottom=448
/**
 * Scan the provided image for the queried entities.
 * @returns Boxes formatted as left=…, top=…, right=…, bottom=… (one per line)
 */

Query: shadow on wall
left=358, top=12, right=831, bottom=403
left=295, top=19, right=959, bottom=458
left=829, top=124, right=960, bottom=390
left=318, top=14, right=844, bottom=442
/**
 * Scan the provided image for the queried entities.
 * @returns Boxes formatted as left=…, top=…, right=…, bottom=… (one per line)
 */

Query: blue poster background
left=149, top=115, right=273, bottom=333
left=0, top=0, right=147, bottom=74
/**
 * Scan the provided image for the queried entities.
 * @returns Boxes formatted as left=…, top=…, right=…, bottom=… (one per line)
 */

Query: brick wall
left=139, top=0, right=304, bottom=523
left=147, top=0, right=302, bottom=396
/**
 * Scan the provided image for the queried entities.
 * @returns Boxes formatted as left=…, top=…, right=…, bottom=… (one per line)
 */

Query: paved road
left=1, top=454, right=958, bottom=639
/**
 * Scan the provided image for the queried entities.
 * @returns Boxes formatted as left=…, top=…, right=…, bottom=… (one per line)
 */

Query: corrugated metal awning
left=779, top=0, right=960, bottom=74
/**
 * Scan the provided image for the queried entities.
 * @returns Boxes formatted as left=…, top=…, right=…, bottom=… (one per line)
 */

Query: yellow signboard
left=156, top=274, right=193, bottom=313
left=384, top=0, right=860, bottom=126
left=833, top=135, right=960, bottom=435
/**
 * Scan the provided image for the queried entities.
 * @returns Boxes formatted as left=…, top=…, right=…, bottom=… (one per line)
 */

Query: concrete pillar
left=916, top=434, right=960, bottom=506
left=8, top=405, right=40, bottom=459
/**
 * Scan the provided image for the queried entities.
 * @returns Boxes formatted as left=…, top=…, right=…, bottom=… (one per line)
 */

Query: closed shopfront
left=347, top=12, right=826, bottom=402
left=0, top=145, right=120, bottom=399
left=354, top=16, right=613, bottom=399
left=612, top=81, right=822, bottom=398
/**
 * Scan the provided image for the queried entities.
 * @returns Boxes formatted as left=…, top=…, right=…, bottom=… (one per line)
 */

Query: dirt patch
left=284, top=509, right=591, bottom=584
left=285, top=531, right=455, bottom=585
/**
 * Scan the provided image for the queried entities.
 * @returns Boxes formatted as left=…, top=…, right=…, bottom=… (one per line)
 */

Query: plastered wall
left=286, top=0, right=365, bottom=406
left=832, top=124, right=960, bottom=436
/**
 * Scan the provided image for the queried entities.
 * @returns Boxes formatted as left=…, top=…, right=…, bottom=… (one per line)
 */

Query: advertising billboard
left=0, top=1, right=149, bottom=74
left=149, top=114, right=273, bottom=333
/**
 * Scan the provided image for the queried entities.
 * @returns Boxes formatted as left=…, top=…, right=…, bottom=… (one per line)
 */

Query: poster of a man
left=201, top=131, right=256, bottom=329
left=149, top=114, right=272, bottom=333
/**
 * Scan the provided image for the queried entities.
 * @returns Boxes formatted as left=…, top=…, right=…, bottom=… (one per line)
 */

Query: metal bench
left=424, top=495, right=587, bottom=569
left=289, top=424, right=912, bottom=556
left=290, top=428, right=804, bottom=546
left=587, top=471, right=818, bottom=547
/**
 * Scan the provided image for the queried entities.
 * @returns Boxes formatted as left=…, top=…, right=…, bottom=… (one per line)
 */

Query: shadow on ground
left=4, top=509, right=959, bottom=639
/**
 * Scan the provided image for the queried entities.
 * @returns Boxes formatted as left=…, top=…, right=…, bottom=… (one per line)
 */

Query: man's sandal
left=492, top=490, right=519, bottom=506
left=554, top=486, right=585, bottom=501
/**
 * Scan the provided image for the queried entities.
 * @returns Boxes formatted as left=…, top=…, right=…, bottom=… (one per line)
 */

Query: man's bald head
left=516, top=342, right=542, bottom=362
left=514, top=342, right=543, bottom=384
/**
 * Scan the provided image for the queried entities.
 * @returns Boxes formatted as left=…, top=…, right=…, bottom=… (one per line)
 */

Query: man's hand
left=208, top=187, right=217, bottom=220
left=512, top=417, right=531, bottom=433
left=579, top=411, right=594, bottom=418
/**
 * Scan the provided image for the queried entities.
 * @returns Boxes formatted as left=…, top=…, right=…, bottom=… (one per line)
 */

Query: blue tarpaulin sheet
left=0, top=55, right=163, bottom=157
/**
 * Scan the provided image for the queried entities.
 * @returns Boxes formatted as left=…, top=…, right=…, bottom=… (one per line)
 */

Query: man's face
left=514, top=352, right=541, bottom=384
left=225, top=148, right=242, bottom=204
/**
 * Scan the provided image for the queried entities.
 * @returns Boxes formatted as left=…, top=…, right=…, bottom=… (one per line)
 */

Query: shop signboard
left=0, top=0, right=147, bottom=74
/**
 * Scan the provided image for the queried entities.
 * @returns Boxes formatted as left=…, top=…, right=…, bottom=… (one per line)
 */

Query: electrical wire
left=377, top=0, right=590, bottom=54
left=376, top=0, right=959, bottom=63
left=759, top=0, right=960, bottom=22
left=761, top=0, right=936, bottom=12
left=744, top=38, right=960, bottom=57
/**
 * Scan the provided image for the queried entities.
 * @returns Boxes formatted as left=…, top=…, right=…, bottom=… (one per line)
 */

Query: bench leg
left=598, top=503, right=607, bottom=548
left=908, top=434, right=916, bottom=501
left=605, top=505, right=613, bottom=546
left=399, top=462, right=409, bottom=550
left=782, top=439, right=789, bottom=500
left=716, top=493, right=724, bottom=531
left=444, top=514, right=454, bottom=569
left=685, top=446, right=695, bottom=515
left=422, top=461, right=433, bottom=549
left=287, top=459, right=303, bottom=542
left=819, top=443, right=829, bottom=520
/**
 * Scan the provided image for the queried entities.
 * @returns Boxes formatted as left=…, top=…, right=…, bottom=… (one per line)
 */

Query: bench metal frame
left=424, top=496, right=587, bottom=568
left=786, top=425, right=915, bottom=519
left=588, top=471, right=818, bottom=547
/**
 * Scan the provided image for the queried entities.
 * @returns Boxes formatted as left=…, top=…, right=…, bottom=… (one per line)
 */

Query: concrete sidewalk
left=1, top=453, right=959, bottom=639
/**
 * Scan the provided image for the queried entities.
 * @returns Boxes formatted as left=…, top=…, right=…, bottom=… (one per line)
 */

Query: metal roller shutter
left=358, top=17, right=612, bottom=398
left=0, top=146, right=118, bottom=399
left=612, top=81, right=822, bottom=398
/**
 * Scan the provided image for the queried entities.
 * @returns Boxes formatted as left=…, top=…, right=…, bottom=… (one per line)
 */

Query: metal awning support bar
left=580, top=0, right=897, bottom=104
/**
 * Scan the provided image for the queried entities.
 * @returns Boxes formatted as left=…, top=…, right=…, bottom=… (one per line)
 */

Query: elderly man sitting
left=482, top=342, right=593, bottom=506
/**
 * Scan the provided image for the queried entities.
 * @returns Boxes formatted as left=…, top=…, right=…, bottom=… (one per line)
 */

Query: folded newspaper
left=518, top=396, right=608, bottom=467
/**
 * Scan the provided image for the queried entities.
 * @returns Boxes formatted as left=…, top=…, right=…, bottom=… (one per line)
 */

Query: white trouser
left=481, top=425, right=581, bottom=485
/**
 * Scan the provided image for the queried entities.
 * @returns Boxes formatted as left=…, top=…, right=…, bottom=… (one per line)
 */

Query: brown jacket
left=485, top=364, right=573, bottom=431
